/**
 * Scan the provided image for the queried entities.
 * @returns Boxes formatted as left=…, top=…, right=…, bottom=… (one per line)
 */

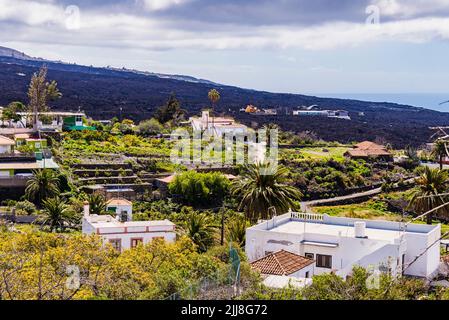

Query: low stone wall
left=0, top=214, right=38, bottom=224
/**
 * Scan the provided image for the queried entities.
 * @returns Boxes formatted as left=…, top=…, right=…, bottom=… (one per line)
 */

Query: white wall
left=101, top=232, right=176, bottom=251
left=0, top=145, right=11, bottom=154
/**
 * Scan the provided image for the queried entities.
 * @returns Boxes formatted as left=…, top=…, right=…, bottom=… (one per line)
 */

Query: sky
left=1, top=0, right=449, bottom=96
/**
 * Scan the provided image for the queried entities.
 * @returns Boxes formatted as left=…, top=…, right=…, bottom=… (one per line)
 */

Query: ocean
left=317, top=93, right=449, bottom=113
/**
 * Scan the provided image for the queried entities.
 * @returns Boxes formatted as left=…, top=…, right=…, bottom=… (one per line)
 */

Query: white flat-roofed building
left=190, top=111, right=248, bottom=137
left=246, top=212, right=441, bottom=279
left=82, top=203, right=176, bottom=251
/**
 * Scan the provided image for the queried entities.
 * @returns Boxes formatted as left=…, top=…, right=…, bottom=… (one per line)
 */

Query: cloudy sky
left=1, top=0, right=449, bottom=95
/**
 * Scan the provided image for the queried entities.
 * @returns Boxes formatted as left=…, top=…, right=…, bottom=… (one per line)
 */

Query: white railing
left=290, top=211, right=324, bottom=222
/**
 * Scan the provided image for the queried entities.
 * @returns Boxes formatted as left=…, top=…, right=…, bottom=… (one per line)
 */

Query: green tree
left=0, top=101, right=26, bottom=127
left=226, top=215, right=249, bottom=247
left=408, top=167, right=449, bottom=224
left=169, top=171, right=230, bottom=206
left=88, top=193, right=108, bottom=215
left=183, top=213, right=217, bottom=253
left=207, top=89, right=220, bottom=122
left=154, top=94, right=185, bottom=124
left=231, top=163, right=302, bottom=222
left=39, top=197, right=79, bottom=232
left=25, top=169, right=60, bottom=206
left=138, top=118, right=163, bottom=136
left=432, top=139, right=448, bottom=170
left=27, top=66, right=62, bottom=131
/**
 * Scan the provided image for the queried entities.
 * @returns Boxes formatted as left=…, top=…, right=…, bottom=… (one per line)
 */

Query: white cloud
left=2, top=0, right=449, bottom=53
left=140, top=0, right=192, bottom=11
left=372, top=0, right=449, bottom=18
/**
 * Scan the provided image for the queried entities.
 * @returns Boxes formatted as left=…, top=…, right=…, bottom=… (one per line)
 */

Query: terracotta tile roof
left=107, top=198, right=132, bottom=206
left=355, top=141, right=385, bottom=150
left=251, top=250, right=314, bottom=276
left=346, top=141, right=392, bottom=158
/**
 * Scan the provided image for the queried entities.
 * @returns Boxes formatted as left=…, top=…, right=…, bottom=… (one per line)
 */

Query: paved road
left=301, top=178, right=415, bottom=212
left=421, top=162, right=449, bottom=170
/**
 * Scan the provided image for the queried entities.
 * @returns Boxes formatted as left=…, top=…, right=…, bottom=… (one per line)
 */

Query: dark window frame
left=305, top=252, right=314, bottom=260
left=316, top=254, right=332, bottom=269
left=109, top=238, right=122, bottom=252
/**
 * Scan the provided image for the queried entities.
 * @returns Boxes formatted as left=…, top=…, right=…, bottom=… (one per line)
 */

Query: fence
left=165, top=245, right=241, bottom=300
left=291, top=212, right=324, bottom=222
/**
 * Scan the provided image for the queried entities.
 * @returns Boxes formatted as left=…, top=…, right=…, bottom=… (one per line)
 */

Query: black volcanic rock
left=0, top=52, right=448, bottom=148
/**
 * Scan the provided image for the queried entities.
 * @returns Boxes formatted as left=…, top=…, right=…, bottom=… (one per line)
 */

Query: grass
left=300, top=147, right=349, bottom=161
left=312, top=201, right=401, bottom=221
left=281, top=147, right=350, bottom=163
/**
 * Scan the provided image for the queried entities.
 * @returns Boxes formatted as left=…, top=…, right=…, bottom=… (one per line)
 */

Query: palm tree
left=184, top=213, right=217, bottom=252
left=231, top=162, right=302, bottom=223
left=207, top=89, right=220, bottom=126
left=431, top=139, right=448, bottom=170
left=88, top=193, right=108, bottom=215
left=39, top=197, right=78, bottom=232
left=226, top=216, right=249, bottom=247
left=262, top=123, right=279, bottom=145
left=408, top=167, right=449, bottom=224
left=25, top=169, right=60, bottom=206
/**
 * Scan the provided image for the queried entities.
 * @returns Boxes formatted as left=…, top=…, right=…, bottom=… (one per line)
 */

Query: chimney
left=118, top=210, right=129, bottom=223
left=83, top=201, right=90, bottom=217
left=354, top=221, right=367, bottom=239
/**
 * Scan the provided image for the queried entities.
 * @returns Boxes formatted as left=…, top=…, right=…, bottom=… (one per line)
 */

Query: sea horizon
left=316, top=93, right=449, bottom=113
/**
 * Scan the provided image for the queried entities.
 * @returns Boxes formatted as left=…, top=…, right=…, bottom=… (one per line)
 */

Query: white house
left=292, top=109, right=350, bottom=120
left=0, top=135, right=15, bottom=154
left=106, top=198, right=133, bottom=222
left=82, top=202, right=176, bottom=252
left=246, top=212, right=441, bottom=280
left=190, top=111, right=248, bottom=137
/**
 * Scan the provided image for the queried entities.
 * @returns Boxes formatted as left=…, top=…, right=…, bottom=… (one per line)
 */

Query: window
left=109, top=239, right=122, bottom=252
left=316, top=254, right=332, bottom=269
left=131, top=238, right=143, bottom=248
left=305, top=253, right=314, bottom=260
left=305, top=271, right=310, bottom=278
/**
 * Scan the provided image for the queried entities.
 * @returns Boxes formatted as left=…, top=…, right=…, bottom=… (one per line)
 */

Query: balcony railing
left=291, top=212, right=324, bottom=222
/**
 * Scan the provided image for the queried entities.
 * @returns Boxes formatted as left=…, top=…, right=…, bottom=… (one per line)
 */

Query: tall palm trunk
left=427, top=212, right=433, bottom=225
left=440, top=154, right=444, bottom=170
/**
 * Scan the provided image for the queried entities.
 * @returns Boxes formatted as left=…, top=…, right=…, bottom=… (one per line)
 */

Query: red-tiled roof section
left=355, top=141, right=386, bottom=150
left=346, top=141, right=392, bottom=158
left=250, top=250, right=314, bottom=276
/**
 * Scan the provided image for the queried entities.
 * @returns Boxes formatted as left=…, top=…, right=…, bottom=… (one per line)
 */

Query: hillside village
left=2, top=66, right=449, bottom=300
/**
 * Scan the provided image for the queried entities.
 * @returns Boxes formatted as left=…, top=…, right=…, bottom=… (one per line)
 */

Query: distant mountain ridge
left=0, top=46, right=41, bottom=61
left=0, top=46, right=448, bottom=147
left=0, top=46, right=218, bottom=85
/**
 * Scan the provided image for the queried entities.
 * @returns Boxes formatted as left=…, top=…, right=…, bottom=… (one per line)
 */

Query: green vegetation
left=283, top=147, right=349, bottom=162
left=409, top=167, right=449, bottom=224
left=169, top=171, right=230, bottom=207
left=241, top=266, right=441, bottom=300
left=0, top=231, right=257, bottom=300
left=25, top=169, right=60, bottom=206
left=231, top=163, right=302, bottom=222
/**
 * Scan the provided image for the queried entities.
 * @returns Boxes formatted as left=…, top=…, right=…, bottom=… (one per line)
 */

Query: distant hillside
left=1, top=47, right=449, bottom=147
left=0, top=46, right=38, bottom=60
